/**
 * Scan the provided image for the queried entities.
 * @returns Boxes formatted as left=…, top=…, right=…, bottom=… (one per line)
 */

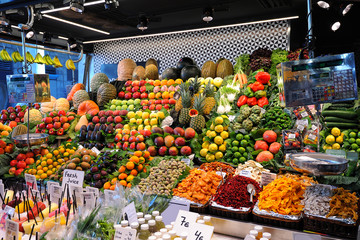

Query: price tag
left=61, top=170, right=84, bottom=188
left=122, top=202, right=138, bottom=224
left=0, top=183, right=4, bottom=201
left=261, top=172, right=277, bottom=186
left=297, top=124, right=304, bottom=131
left=186, top=222, right=214, bottom=240
left=244, top=235, right=256, bottom=240
left=288, top=134, right=296, bottom=140
left=188, top=154, right=195, bottom=161
left=91, top=147, right=101, bottom=156
left=69, top=185, right=83, bottom=203
left=81, top=192, right=95, bottom=209
left=50, top=185, right=62, bottom=203
left=5, top=219, right=19, bottom=240
left=308, top=134, right=316, bottom=141
left=173, top=210, right=199, bottom=236
left=78, top=145, right=84, bottom=150
left=301, top=111, right=308, bottom=118
left=239, top=170, right=252, bottom=178
left=161, top=198, right=190, bottom=225
left=25, top=174, right=38, bottom=191
left=293, top=233, right=321, bottom=240
left=86, top=186, right=99, bottom=198
left=114, top=225, right=136, bottom=240
left=312, top=124, right=318, bottom=131
left=104, top=189, right=116, bottom=204
left=181, top=158, right=191, bottom=166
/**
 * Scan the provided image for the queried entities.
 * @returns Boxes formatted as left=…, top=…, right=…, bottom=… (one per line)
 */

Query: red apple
left=155, top=105, right=162, bottom=111
left=53, top=122, right=61, bottom=129
left=133, top=92, right=141, bottom=99
left=113, top=110, right=120, bottom=116
left=122, top=134, right=129, bottom=142
left=169, top=99, right=176, bottom=105
left=52, top=116, right=60, bottom=122
left=155, top=100, right=161, bottom=104
left=143, top=106, right=149, bottom=110
left=132, top=86, right=139, bottom=93
left=164, top=135, right=175, bottom=148
left=115, top=123, right=123, bottom=129
left=98, top=110, right=106, bottom=117
left=164, top=104, right=169, bottom=109
left=63, top=123, right=70, bottom=130
left=180, top=146, right=192, bottom=156
left=175, top=137, right=186, bottom=146
left=129, top=136, right=136, bottom=143
left=60, top=116, right=68, bottom=124
left=125, top=92, right=132, bottom=99
left=118, top=91, right=125, bottom=99
left=163, top=126, right=174, bottom=135
left=169, top=147, right=178, bottom=156
left=105, top=110, right=113, bottom=117
left=49, top=111, right=57, bottom=117
left=174, top=127, right=185, bottom=136
left=136, top=135, right=144, bottom=142
left=144, top=129, right=152, bottom=137
left=140, top=86, right=146, bottom=93
left=154, top=137, right=164, bottom=147
left=158, top=146, right=167, bottom=156
left=136, top=142, right=146, bottom=151
left=18, top=112, right=25, bottom=118
left=107, top=116, right=114, bottom=123
left=46, top=124, right=53, bottom=130
left=16, top=153, right=26, bottom=161
left=129, top=142, right=136, bottom=150
left=148, top=146, right=157, bottom=156
left=122, top=142, right=129, bottom=150
left=92, top=116, right=100, bottom=123
left=114, top=116, right=122, bottom=123
left=126, top=86, right=132, bottom=92
left=58, top=110, right=66, bottom=116
left=140, top=93, right=148, bottom=99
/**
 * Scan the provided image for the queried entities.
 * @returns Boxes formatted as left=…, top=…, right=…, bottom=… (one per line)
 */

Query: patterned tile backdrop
left=93, top=20, right=290, bottom=74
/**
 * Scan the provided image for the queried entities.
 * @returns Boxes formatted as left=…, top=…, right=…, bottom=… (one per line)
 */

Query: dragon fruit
left=161, top=85, right=168, bottom=92
left=153, top=86, right=161, bottom=93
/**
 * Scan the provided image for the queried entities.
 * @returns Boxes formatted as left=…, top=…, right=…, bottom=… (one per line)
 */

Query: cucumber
left=321, top=110, right=358, bottom=119
left=325, top=122, right=359, bottom=129
left=324, top=117, right=359, bottom=123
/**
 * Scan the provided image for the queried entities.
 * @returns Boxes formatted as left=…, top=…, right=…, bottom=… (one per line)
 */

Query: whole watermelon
left=181, top=65, right=201, bottom=80
left=176, top=57, right=196, bottom=70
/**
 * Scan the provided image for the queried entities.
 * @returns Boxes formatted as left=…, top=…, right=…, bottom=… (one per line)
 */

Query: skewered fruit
left=0, top=49, right=12, bottom=61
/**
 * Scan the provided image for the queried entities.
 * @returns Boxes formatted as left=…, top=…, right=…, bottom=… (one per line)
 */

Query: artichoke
left=240, top=106, right=251, bottom=118
left=236, top=115, right=244, bottom=123
left=251, top=105, right=261, bottom=115
left=249, top=113, right=261, bottom=125
left=243, top=119, right=253, bottom=131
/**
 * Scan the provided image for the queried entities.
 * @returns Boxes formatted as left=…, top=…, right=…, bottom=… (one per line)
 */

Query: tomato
left=16, top=161, right=26, bottom=169
left=8, top=167, right=16, bottom=175
left=10, top=160, right=17, bottom=167
left=25, top=152, right=34, bottom=158
left=25, top=158, right=34, bottom=165
left=15, top=169, right=24, bottom=176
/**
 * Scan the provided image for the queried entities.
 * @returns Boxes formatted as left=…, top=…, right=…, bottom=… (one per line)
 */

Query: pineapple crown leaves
left=181, top=90, right=192, bottom=108
left=189, top=76, right=203, bottom=96
left=192, top=93, right=206, bottom=114
left=204, top=81, right=215, bottom=97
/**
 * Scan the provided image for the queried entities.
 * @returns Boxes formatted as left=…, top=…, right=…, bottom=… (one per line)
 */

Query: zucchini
left=324, top=117, right=359, bottom=123
left=321, top=110, right=358, bottom=119
left=328, top=106, right=354, bottom=110
left=325, top=122, right=359, bottom=129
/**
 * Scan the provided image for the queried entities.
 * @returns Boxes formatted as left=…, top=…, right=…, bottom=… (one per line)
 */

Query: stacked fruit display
left=0, top=106, right=27, bottom=125
left=253, top=130, right=282, bottom=162
left=323, top=127, right=350, bottom=151
left=114, top=129, right=150, bottom=151
left=78, top=123, right=115, bottom=150
left=9, top=152, right=35, bottom=176
left=0, top=123, right=13, bottom=138
left=0, top=139, right=14, bottom=155
left=124, top=110, right=166, bottom=131
left=147, top=126, right=194, bottom=157
left=35, top=110, right=76, bottom=136
left=224, top=133, right=254, bottom=165
left=200, top=116, right=230, bottom=162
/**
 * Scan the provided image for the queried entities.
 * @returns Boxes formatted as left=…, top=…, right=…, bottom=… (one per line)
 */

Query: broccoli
left=249, top=113, right=261, bottom=125
left=240, top=106, right=251, bottom=118
left=243, top=119, right=253, bottom=132
left=251, top=105, right=262, bottom=115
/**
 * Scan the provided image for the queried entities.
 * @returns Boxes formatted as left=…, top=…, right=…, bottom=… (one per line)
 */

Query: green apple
left=128, top=99, right=134, bottom=105
left=121, top=100, right=127, bottom=105
left=134, top=99, right=141, bottom=105
left=116, top=106, right=122, bottom=110
left=128, top=104, right=135, bottom=111
left=111, top=99, right=117, bottom=105
left=110, top=105, right=116, bottom=110
left=121, top=105, right=127, bottom=110
left=115, top=100, right=121, bottom=106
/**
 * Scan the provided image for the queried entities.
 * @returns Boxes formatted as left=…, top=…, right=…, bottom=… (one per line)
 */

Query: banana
left=53, top=56, right=63, bottom=68
left=34, top=53, right=45, bottom=64
left=65, top=59, right=75, bottom=70
left=1, top=49, right=12, bottom=62
left=26, top=52, right=34, bottom=63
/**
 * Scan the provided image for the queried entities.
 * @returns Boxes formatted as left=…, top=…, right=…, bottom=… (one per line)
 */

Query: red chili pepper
left=247, top=97, right=257, bottom=106
left=255, top=72, right=271, bottom=84
left=249, top=81, right=264, bottom=92
left=237, top=95, right=248, bottom=107
left=28, top=201, right=46, bottom=219
left=257, top=97, right=269, bottom=107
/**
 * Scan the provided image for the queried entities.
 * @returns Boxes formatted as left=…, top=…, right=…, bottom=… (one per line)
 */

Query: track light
left=68, top=38, right=77, bottom=49
left=63, top=0, right=84, bottom=13
left=104, top=0, right=119, bottom=10
left=317, top=1, right=330, bottom=9
left=26, top=30, right=35, bottom=39
left=331, top=21, right=341, bottom=32
left=137, top=16, right=148, bottom=31
left=203, top=7, right=213, bottom=22
left=341, top=4, right=353, bottom=16
left=0, top=25, right=12, bottom=34
left=0, top=12, right=9, bottom=26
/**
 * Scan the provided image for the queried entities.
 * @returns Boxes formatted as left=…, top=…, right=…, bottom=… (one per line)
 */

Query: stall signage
left=161, top=198, right=190, bottom=225
left=114, top=225, right=136, bottom=240
left=91, top=147, right=101, bottom=156
left=5, top=219, right=19, bottom=240
left=61, top=170, right=84, bottom=188
left=186, top=222, right=214, bottom=240
left=122, top=202, right=138, bottom=224
left=50, top=185, right=62, bottom=203
left=0, top=183, right=4, bottom=200
left=261, top=172, right=277, bottom=186
left=173, top=210, right=199, bottom=236
left=24, top=174, right=38, bottom=190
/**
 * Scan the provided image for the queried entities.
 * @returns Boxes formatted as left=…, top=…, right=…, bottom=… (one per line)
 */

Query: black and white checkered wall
left=93, top=20, right=290, bottom=74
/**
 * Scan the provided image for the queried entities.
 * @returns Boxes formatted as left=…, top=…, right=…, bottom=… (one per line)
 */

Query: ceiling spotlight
left=341, top=4, right=353, bottom=16
left=26, top=30, right=35, bottom=39
left=0, top=25, right=12, bottom=34
left=317, top=1, right=330, bottom=9
left=331, top=21, right=341, bottom=32
left=0, top=12, right=9, bottom=26
left=104, top=0, right=119, bottom=10
left=203, top=7, right=213, bottom=22
left=137, top=16, right=148, bottom=31
left=63, top=0, right=84, bottom=13
left=43, top=32, right=52, bottom=42
left=68, top=38, right=77, bottom=49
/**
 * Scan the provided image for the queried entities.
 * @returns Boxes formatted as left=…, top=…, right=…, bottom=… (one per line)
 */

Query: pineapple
left=179, top=90, right=192, bottom=125
left=189, top=77, right=202, bottom=107
left=203, top=82, right=216, bottom=115
left=190, top=94, right=206, bottom=132
left=175, top=82, right=188, bottom=111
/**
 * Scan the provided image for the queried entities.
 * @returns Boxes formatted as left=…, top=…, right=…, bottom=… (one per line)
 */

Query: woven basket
left=252, top=211, right=303, bottom=230
left=209, top=204, right=252, bottom=221
left=190, top=203, right=209, bottom=214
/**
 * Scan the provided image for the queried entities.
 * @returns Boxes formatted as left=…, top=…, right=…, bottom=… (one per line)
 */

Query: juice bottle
left=197, top=220, right=205, bottom=224
left=121, top=220, right=129, bottom=227
left=160, top=228, right=168, bottom=234
left=254, top=226, right=263, bottom=238
left=155, top=216, right=165, bottom=230
left=165, top=225, right=172, bottom=231
left=179, top=232, right=188, bottom=240
left=168, top=230, right=176, bottom=240
left=263, top=232, right=271, bottom=240
left=144, top=214, right=152, bottom=222
left=203, top=216, right=213, bottom=226
left=154, top=232, right=162, bottom=238
left=148, top=236, right=157, bottom=240
left=249, top=230, right=259, bottom=240
left=152, top=211, right=160, bottom=217
left=139, top=218, right=146, bottom=225
left=162, top=234, right=171, bottom=240
left=148, top=220, right=157, bottom=233
left=137, top=212, right=144, bottom=219
left=138, top=224, right=151, bottom=240
left=130, top=222, right=139, bottom=231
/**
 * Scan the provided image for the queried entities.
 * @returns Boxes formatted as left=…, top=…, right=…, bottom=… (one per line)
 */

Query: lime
left=225, top=139, right=232, bottom=145
left=356, top=139, right=360, bottom=145
left=358, top=132, right=360, bottom=138
left=239, top=157, right=247, bottom=163
left=236, top=134, right=244, bottom=141
left=226, top=151, right=233, bottom=157
left=349, top=138, right=356, bottom=144
left=325, top=135, right=336, bottom=145
left=243, top=152, right=248, bottom=158
left=232, top=158, right=239, bottom=165
left=244, top=135, right=251, bottom=140
left=331, top=127, right=341, bottom=137
left=232, top=140, right=239, bottom=146
left=232, top=146, right=239, bottom=152
left=239, top=147, right=246, bottom=153
left=357, top=148, right=360, bottom=153
left=351, top=143, right=359, bottom=150
left=350, top=132, right=357, bottom=138
left=234, top=152, right=241, bottom=158
left=240, top=140, right=248, bottom=147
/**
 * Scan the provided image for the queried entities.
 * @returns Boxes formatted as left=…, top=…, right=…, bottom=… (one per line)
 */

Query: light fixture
left=202, top=7, right=213, bottom=22
left=137, top=16, right=148, bottom=31
left=26, top=30, right=35, bottom=39
left=341, top=4, right=353, bottom=16
left=317, top=1, right=330, bottom=9
left=70, top=0, right=85, bottom=13
left=43, top=32, right=52, bottom=42
left=331, top=21, right=341, bottom=31
left=0, top=12, right=9, bottom=26
left=68, top=38, right=77, bottom=49
left=42, top=0, right=105, bottom=13
left=84, top=15, right=299, bottom=44
left=43, top=14, right=110, bottom=35
left=0, top=25, right=12, bottom=34
left=58, top=36, right=69, bottom=40
left=104, top=0, right=119, bottom=10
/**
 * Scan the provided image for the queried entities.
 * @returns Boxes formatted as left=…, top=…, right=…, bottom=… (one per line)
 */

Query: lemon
left=206, top=130, right=212, bottom=137
left=210, top=124, right=215, bottom=130
left=142, top=112, right=150, bottom=119
left=127, top=111, right=135, bottom=119
left=215, top=125, right=224, bottom=133
left=150, top=118, right=158, bottom=125
left=336, top=136, right=343, bottom=144
left=331, top=127, right=341, bottom=137
left=325, top=135, right=336, bottom=145
left=214, top=136, right=224, bottom=145
left=332, top=143, right=341, bottom=150
left=202, top=141, right=210, bottom=149
left=157, top=112, right=165, bottom=119
left=136, top=111, right=143, bottom=118
left=219, top=144, right=227, bottom=152
left=209, top=131, right=217, bottom=138
left=323, top=144, right=332, bottom=150
left=200, top=149, right=208, bottom=157
left=206, top=153, right=215, bottom=162
left=215, top=152, right=223, bottom=159
left=209, top=144, right=218, bottom=152
left=215, top=117, right=224, bottom=125
left=220, top=131, right=229, bottom=139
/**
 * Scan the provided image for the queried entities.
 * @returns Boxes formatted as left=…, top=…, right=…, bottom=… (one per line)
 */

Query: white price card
left=114, top=225, right=136, bottom=240
left=91, top=147, right=101, bottom=156
left=228, top=115, right=236, bottom=121
left=81, top=192, right=95, bottom=209
left=261, top=172, right=277, bottom=186
left=69, top=185, right=83, bottom=204
left=122, top=202, right=138, bottom=224
left=173, top=210, right=199, bottom=236
left=5, top=219, right=19, bottom=240
left=78, top=145, right=84, bottom=150
left=50, top=185, right=62, bottom=202
left=293, top=233, right=321, bottom=240
left=186, top=222, right=214, bottom=240
left=161, top=198, right=190, bottom=225
left=181, top=158, right=191, bottom=166
left=25, top=173, right=38, bottom=190
left=61, top=170, right=84, bottom=188
left=86, top=186, right=99, bottom=198
left=104, top=189, right=116, bottom=205
left=239, top=170, right=252, bottom=178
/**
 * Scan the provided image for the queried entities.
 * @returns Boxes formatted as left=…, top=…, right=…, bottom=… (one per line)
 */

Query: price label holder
left=69, top=185, right=83, bottom=204
left=261, top=172, right=277, bottom=186
left=161, top=198, right=190, bottom=225
left=81, top=192, right=95, bottom=209
left=114, top=225, right=136, bottom=240
left=122, top=202, right=138, bottom=224
left=293, top=233, right=321, bottom=240
left=86, top=186, right=99, bottom=198
left=50, top=185, right=62, bottom=203
left=61, top=169, right=84, bottom=189
left=181, top=158, right=191, bottom=166
left=91, top=147, right=101, bottom=156
left=5, top=219, right=19, bottom=240
left=25, top=174, right=38, bottom=191
left=239, top=170, right=252, bottom=178
left=186, top=222, right=214, bottom=240
left=173, top=210, right=199, bottom=236
left=104, top=189, right=116, bottom=205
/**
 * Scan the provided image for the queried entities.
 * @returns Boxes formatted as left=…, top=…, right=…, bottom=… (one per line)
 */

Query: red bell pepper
left=28, top=201, right=46, bottom=219
left=247, top=97, right=257, bottom=107
left=249, top=81, right=264, bottom=92
left=257, top=97, right=269, bottom=107
left=237, top=95, right=248, bottom=107
left=255, top=72, right=271, bottom=84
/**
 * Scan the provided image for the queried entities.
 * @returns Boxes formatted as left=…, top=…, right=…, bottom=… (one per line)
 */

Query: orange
left=137, top=164, right=143, bottom=171
left=167, top=79, right=175, bottom=86
left=143, top=151, right=150, bottom=158
left=110, top=185, right=116, bottom=191
left=170, top=92, right=175, bottom=98
left=8, top=121, right=17, bottom=129
left=40, top=173, right=47, bottom=179
left=53, top=162, right=58, bottom=167
left=162, top=92, right=170, bottom=99
left=126, top=175, right=134, bottom=182
left=134, top=151, right=142, bottom=157
left=103, top=182, right=111, bottom=189
left=143, top=168, right=147, bottom=173
left=48, top=165, right=53, bottom=170
left=154, top=80, right=161, bottom=86
left=46, top=170, right=53, bottom=176
left=123, top=129, right=130, bottom=135
left=175, top=79, right=183, bottom=85
left=46, top=153, right=53, bottom=159
left=161, top=80, right=167, bottom=86
left=35, top=175, right=40, bottom=180
left=42, top=167, right=48, bottom=172
left=53, top=150, right=59, bottom=156
left=119, top=180, right=127, bottom=186
left=41, top=161, right=47, bottom=167
left=118, top=173, right=128, bottom=180
left=111, top=178, right=117, bottom=185
left=41, top=149, right=49, bottom=156
left=37, top=166, right=42, bottom=170
left=59, top=148, right=65, bottom=154
left=148, top=92, right=155, bottom=99
left=1, top=131, right=9, bottom=137
left=46, top=159, right=53, bottom=165
left=127, top=183, right=132, bottom=188
left=58, top=159, right=64, bottom=164
left=126, top=162, right=135, bottom=170
left=36, top=160, right=41, bottom=165
left=118, top=166, right=126, bottom=173
left=129, top=156, right=139, bottom=164
left=130, top=169, right=138, bottom=176
left=155, top=92, right=162, bottom=99
left=138, top=157, right=145, bottom=164
left=56, top=165, right=61, bottom=169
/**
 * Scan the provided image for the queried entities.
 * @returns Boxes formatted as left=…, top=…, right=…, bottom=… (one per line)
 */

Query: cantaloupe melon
left=53, top=98, right=70, bottom=112
left=132, top=66, right=145, bottom=80
left=40, top=96, right=56, bottom=114
left=146, top=58, right=158, bottom=69
left=201, top=61, right=216, bottom=78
